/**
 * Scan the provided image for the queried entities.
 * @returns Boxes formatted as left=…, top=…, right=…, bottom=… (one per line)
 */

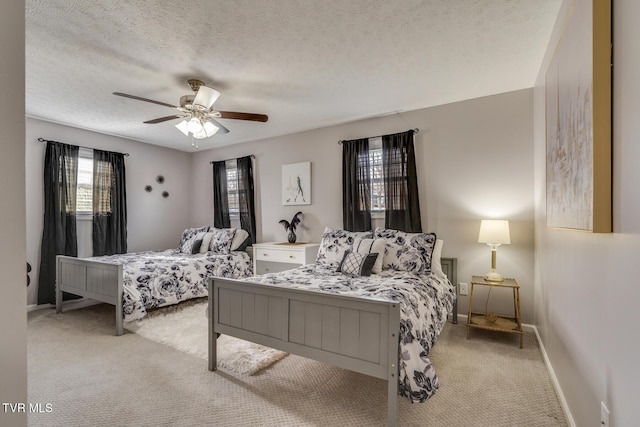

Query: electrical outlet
left=601, top=401, right=610, bottom=427
left=459, top=283, right=468, bottom=296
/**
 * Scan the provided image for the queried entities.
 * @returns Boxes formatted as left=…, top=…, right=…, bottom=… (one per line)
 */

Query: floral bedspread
left=87, top=249, right=252, bottom=321
left=246, top=264, right=455, bottom=403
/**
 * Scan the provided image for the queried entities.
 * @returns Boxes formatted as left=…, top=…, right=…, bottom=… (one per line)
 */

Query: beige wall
left=190, top=89, right=536, bottom=322
left=0, top=1, right=27, bottom=425
left=534, top=0, right=640, bottom=426
left=25, top=118, right=192, bottom=305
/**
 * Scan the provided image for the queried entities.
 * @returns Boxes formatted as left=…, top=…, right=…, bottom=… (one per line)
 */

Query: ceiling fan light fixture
left=203, top=120, right=219, bottom=137
left=192, top=128, right=208, bottom=139
left=175, top=119, right=189, bottom=136
left=113, top=79, right=267, bottom=146
left=187, top=117, right=204, bottom=134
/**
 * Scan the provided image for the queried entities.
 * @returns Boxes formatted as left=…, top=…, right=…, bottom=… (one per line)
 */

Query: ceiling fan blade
left=208, top=118, right=230, bottom=135
left=143, top=115, right=184, bottom=124
left=113, top=92, right=177, bottom=109
left=192, top=86, right=220, bottom=110
left=217, top=111, right=269, bottom=122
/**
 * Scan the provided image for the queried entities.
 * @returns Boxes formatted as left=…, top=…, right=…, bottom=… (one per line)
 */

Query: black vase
left=287, top=230, right=297, bottom=244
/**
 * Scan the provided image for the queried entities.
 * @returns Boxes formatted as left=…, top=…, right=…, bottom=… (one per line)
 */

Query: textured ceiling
left=26, top=0, right=562, bottom=152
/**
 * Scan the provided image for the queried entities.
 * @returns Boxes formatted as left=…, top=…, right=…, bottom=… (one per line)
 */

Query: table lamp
left=478, top=219, right=511, bottom=282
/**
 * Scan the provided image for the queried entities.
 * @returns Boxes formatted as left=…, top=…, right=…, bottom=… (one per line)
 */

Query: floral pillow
left=315, top=227, right=373, bottom=268
left=179, top=226, right=211, bottom=254
left=374, top=227, right=437, bottom=274
left=208, top=228, right=237, bottom=254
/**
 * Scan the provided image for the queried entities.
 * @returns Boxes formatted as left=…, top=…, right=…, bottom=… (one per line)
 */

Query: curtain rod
left=338, top=128, right=419, bottom=145
left=209, top=154, right=256, bottom=164
left=37, top=138, right=130, bottom=157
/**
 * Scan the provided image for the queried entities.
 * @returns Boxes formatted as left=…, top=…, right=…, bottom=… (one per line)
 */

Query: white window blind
left=76, top=148, right=93, bottom=214
left=226, top=159, right=239, bottom=218
left=369, top=137, right=384, bottom=212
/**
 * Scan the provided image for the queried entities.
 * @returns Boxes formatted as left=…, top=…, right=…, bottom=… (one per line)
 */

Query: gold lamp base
left=484, top=270, right=504, bottom=283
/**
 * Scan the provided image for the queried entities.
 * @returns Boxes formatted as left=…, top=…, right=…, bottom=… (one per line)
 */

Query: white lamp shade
left=193, top=86, right=221, bottom=109
left=192, top=128, right=208, bottom=139
left=187, top=117, right=203, bottom=133
left=203, top=120, right=219, bottom=137
left=478, top=220, right=511, bottom=245
left=175, top=120, right=189, bottom=136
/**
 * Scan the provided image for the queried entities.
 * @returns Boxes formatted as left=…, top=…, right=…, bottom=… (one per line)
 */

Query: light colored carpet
left=28, top=304, right=567, bottom=426
left=124, top=299, right=287, bottom=375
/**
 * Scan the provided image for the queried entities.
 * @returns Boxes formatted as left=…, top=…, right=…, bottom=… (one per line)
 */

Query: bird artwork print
left=279, top=211, right=303, bottom=243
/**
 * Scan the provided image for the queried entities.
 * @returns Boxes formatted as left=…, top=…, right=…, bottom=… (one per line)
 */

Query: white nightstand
left=252, top=242, right=320, bottom=275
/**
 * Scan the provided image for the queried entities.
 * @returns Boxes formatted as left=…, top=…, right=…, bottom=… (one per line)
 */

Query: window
left=226, top=159, right=239, bottom=219
left=369, top=137, right=385, bottom=213
left=76, top=148, right=93, bottom=215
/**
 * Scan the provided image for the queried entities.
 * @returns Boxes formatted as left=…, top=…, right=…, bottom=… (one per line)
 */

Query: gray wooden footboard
left=56, top=255, right=124, bottom=335
left=207, top=257, right=457, bottom=427
left=208, top=277, right=402, bottom=426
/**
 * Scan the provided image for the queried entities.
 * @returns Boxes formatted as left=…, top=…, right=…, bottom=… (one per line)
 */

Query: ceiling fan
left=113, top=79, right=268, bottom=142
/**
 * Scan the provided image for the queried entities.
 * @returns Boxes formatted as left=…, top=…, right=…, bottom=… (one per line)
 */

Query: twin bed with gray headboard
left=207, top=228, right=457, bottom=427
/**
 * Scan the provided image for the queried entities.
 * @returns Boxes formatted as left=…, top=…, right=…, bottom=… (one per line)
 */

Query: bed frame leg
left=387, top=376, right=398, bottom=427
left=115, top=300, right=123, bottom=336
left=208, top=279, right=217, bottom=371
left=55, top=256, right=62, bottom=314
left=387, top=302, right=400, bottom=427
left=55, top=284, right=62, bottom=314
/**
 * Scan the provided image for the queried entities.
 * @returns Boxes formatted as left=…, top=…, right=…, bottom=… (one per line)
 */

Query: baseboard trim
left=455, top=313, right=575, bottom=426
left=530, top=325, right=576, bottom=427
left=27, top=298, right=101, bottom=313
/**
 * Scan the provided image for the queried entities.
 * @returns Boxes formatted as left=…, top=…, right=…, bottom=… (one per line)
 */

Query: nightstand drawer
left=252, top=242, right=320, bottom=276
left=255, top=248, right=305, bottom=264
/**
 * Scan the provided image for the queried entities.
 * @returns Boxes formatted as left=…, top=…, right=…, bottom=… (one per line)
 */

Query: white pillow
left=231, top=229, right=250, bottom=251
left=431, top=239, right=444, bottom=278
left=352, top=238, right=385, bottom=274
left=199, top=232, right=215, bottom=254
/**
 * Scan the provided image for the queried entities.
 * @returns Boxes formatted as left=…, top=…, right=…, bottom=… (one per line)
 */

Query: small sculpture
left=279, top=211, right=303, bottom=244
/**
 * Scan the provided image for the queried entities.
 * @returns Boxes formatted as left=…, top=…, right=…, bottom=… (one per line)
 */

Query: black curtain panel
left=342, top=138, right=372, bottom=232
left=212, top=160, right=230, bottom=228
left=382, top=129, right=422, bottom=232
left=92, top=149, right=127, bottom=256
left=236, top=156, right=257, bottom=244
left=38, top=141, right=79, bottom=305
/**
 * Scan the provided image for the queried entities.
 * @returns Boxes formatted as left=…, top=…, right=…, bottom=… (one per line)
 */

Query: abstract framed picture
left=545, top=0, right=611, bottom=232
left=282, top=161, right=311, bottom=206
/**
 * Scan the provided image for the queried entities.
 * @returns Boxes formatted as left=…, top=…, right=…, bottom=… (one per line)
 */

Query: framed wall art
left=282, top=161, right=311, bottom=206
left=545, top=0, right=611, bottom=232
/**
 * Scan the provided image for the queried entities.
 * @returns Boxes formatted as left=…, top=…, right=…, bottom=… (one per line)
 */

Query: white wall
left=190, top=89, right=535, bottom=322
left=0, top=1, right=27, bottom=425
left=533, top=1, right=640, bottom=426
left=26, top=118, right=193, bottom=305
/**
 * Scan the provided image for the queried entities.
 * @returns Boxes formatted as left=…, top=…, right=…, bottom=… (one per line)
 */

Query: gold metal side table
left=467, top=275, right=523, bottom=348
